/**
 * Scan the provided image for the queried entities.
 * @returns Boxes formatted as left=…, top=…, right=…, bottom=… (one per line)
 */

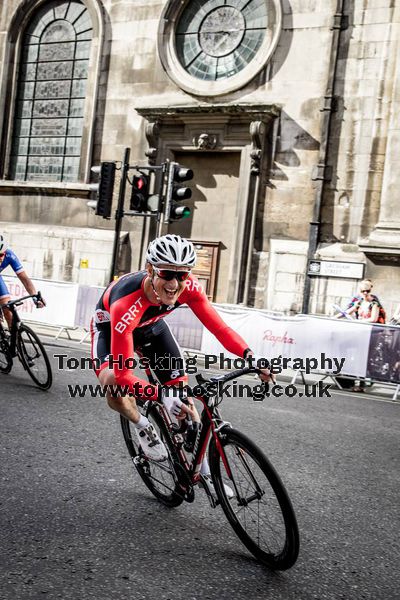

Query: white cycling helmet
left=0, top=234, right=8, bottom=253
left=146, top=234, right=196, bottom=268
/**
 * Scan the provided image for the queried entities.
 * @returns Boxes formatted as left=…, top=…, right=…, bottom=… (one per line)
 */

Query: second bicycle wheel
left=120, top=404, right=184, bottom=508
left=17, top=325, right=52, bottom=390
left=209, top=427, right=300, bottom=570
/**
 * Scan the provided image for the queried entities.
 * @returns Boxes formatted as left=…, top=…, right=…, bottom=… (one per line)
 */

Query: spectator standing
left=346, top=280, right=386, bottom=324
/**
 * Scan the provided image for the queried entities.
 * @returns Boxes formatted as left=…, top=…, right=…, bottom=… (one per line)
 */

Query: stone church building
left=0, top=0, right=399, bottom=315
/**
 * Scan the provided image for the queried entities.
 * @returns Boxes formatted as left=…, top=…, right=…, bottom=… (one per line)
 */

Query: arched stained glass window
left=10, top=1, right=93, bottom=182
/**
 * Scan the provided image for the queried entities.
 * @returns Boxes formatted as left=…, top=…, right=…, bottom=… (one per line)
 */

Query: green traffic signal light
left=165, top=162, right=193, bottom=221
left=181, top=206, right=191, bottom=218
left=170, top=205, right=191, bottom=219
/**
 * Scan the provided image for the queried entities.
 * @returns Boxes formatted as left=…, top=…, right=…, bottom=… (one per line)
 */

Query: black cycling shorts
left=90, top=318, right=187, bottom=385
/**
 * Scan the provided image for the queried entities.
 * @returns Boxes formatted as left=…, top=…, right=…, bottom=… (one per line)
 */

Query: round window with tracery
left=158, top=0, right=282, bottom=96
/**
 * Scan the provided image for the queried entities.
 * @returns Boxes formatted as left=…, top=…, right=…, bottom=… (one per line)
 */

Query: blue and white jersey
left=0, top=249, right=24, bottom=275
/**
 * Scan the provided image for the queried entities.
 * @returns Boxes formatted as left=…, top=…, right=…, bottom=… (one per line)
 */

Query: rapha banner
left=200, top=307, right=371, bottom=377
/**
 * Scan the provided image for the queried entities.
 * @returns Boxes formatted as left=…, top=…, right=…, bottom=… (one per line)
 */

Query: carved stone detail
left=145, top=121, right=160, bottom=164
left=250, top=120, right=266, bottom=175
left=193, top=133, right=218, bottom=150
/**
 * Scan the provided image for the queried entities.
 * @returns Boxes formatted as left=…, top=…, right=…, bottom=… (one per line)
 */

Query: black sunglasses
left=360, top=289, right=371, bottom=293
left=153, top=267, right=191, bottom=282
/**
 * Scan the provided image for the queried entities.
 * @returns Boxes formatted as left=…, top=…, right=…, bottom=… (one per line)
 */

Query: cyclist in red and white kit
left=91, top=234, right=271, bottom=472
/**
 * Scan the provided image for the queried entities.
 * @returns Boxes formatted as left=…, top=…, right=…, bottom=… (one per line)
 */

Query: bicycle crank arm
left=133, top=455, right=177, bottom=476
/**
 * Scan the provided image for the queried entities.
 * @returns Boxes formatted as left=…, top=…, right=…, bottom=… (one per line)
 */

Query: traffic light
left=165, top=162, right=193, bottom=222
left=88, top=162, right=116, bottom=219
left=130, top=174, right=150, bottom=212
left=128, top=173, right=161, bottom=214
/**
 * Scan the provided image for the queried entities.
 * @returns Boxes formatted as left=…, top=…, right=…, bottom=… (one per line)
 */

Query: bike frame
left=0, top=293, right=41, bottom=357
left=146, top=366, right=259, bottom=495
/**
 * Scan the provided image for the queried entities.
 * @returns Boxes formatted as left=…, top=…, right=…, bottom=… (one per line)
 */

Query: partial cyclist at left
left=0, top=233, right=52, bottom=389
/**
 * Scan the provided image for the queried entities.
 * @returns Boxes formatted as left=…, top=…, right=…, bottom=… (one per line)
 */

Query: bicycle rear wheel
left=209, top=427, right=300, bottom=570
left=120, top=404, right=184, bottom=507
left=17, top=325, right=52, bottom=390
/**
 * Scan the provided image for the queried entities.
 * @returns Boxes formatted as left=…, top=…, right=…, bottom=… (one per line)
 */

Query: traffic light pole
left=155, top=162, right=167, bottom=237
left=163, top=161, right=175, bottom=224
left=109, top=147, right=130, bottom=282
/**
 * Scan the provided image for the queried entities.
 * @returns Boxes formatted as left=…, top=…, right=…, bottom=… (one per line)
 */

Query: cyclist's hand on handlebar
left=33, top=293, right=46, bottom=308
left=161, top=386, right=191, bottom=420
left=247, top=352, right=276, bottom=384
left=259, top=368, right=275, bottom=384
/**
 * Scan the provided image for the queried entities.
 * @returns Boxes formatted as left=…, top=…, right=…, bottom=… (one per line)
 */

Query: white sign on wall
left=308, top=260, right=365, bottom=279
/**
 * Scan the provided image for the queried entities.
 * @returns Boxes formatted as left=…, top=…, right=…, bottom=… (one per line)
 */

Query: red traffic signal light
left=130, top=174, right=150, bottom=212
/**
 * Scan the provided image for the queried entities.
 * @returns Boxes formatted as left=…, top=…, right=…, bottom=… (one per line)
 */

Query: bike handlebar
left=4, top=291, right=43, bottom=310
left=195, top=366, right=260, bottom=388
left=194, top=366, right=268, bottom=402
left=210, top=366, right=259, bottom=384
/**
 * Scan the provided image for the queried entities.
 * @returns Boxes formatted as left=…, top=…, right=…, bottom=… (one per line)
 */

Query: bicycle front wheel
left=120, top=404, right=184, bottom=508
left=209, top=428, right=300, bottom=570
left=17, top=325, right=52, bottom=390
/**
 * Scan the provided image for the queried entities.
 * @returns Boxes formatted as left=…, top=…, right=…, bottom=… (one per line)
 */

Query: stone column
left=368, top=17, right=400, bottom=248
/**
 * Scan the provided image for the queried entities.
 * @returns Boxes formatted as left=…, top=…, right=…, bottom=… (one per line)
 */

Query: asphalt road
left=1, top=345, right=399, bottom=600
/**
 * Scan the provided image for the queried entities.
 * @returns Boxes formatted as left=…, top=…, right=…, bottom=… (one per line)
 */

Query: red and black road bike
left=120, top=366, right=299, bottom=570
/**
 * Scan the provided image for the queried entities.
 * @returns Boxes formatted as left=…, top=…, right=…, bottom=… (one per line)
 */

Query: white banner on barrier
left=201, top=307, right=371, bottom=377
left=2, top=275, right=79, bottom=328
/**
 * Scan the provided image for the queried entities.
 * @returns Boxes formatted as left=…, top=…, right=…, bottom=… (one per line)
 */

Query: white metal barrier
left=3, top=274, right=400, bottom=397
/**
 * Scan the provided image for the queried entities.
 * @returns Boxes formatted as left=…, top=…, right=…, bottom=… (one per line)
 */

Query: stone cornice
left=0, top=180, right=92, bottom=197
left=135, top=103, right=281, bottom=121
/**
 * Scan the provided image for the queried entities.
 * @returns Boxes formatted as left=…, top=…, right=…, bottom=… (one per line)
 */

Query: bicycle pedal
left=183, top=487, right=195, bottom=503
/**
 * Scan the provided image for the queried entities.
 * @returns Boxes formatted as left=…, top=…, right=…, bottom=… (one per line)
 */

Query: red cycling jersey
left=93, top=271, right=249, bottom=400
